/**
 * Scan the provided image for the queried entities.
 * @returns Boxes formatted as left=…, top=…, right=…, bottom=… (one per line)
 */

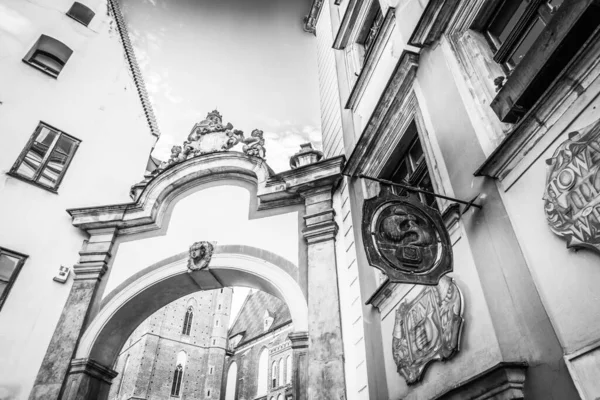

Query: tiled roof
left=228, top=291, right=291, bottom=347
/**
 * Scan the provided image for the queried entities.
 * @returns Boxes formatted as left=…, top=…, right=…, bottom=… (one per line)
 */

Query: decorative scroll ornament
left=362, top=186, right=452, bottom=285
left=544, top=119, right=600, bottom=253
left=152, top=110, right=266, bottom=176
left=392, top=276, right=464, bottom=384
left=187, top=241, right=214, bottom=271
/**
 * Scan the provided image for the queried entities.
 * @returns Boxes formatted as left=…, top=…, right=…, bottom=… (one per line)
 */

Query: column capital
left=288, top=331, right=309, bottom=349
left=69, top=358, right=118, bottom=384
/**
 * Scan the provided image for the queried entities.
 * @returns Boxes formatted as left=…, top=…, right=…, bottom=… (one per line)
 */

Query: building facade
left=3, top=0, right=600, bottom=399
left=305, top=0, right=600, bottom=399
left=109, top=288, right=233, bottom=400
left=222, top=290, right=293, bottom=400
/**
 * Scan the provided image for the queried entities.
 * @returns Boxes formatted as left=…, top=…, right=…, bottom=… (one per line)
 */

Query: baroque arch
left=77, top=245, right=308, bottom=367
left=29, top=136, right=346, bottom=400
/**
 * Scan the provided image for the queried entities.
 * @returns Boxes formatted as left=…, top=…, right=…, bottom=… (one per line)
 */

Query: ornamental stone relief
left=362, top=187, right=453, bottom=285
left=392, top=276, right=464, bottom=385
left=153, top=110, right=267, bottom=176
left=187, top=241, right=214, bottom=271
left=544, top=119, right=600, bottom=253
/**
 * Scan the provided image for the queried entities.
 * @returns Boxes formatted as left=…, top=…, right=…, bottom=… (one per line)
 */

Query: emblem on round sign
left=362, top=187, right=453, bottom=285
left=544, top=119, right=600, bottom=253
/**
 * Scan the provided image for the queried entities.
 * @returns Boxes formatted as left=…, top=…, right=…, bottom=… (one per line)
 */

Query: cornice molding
left=346, top=7, right=396, bottom=111
left=107, top=0, right=161, bottom=137
left=332, top=0, right=368, bottom=50
left=408, top=0, right=461, bottom=48
left=303, top=0, right=324, bottom=35
left=344, top=51, right=420, bottom=177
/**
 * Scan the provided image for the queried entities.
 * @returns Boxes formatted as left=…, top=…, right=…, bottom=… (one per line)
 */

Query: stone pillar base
left=61, top=359, right=117, bottom=400
left=288, top=331, right=309, bottom=400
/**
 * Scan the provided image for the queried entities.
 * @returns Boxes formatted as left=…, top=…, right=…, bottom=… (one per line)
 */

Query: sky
left=120, top=0, right=322, bottom=172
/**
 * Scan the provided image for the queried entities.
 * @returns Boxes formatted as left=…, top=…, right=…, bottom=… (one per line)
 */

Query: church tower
left=108, top=288, right=233, bottom=400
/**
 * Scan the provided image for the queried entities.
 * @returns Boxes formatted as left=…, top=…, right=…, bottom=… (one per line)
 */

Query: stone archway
left=28, top=150, right=346, bottom=400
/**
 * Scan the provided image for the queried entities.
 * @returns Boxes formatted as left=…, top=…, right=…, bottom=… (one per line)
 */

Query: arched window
left=257, top=348, right=268, bottom=396
left=171, top=351, right=187, bottom=396
left=66, top=2, right=95, bottom=26
left=278, top=358, right=284, bottom=387
left=171, top=364, right=184, bottom=396
left=182, top=307, right=193, bottom=335
left=224, top=362, right=237, bottom=400
left=24, top=35, right=73, bottom=78
left=116, top=354, right=130, bottom=395
left=271, top=361, right=277, bottom=388
left=286, top=355, right=292, bottom=384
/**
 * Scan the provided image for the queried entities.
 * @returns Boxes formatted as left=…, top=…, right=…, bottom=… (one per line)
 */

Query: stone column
left=301, top=186, right=346, bottom=400
left=29, top=228, right=117, bottom=400
left=288, top=331, right=309, bottom=400
left=61, top=359, right=118, bottom=400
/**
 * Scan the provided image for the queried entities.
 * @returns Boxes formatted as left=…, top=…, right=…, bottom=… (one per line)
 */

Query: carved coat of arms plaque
left=544, top=119, right=600, bottom=253
left=362, top=187, right=452, bottom=285
left=187, top=241, right=214, bottom=271
left=392, top=276, right=464, bottom=384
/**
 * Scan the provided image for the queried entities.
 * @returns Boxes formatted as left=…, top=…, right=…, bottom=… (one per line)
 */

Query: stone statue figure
left=187, top=241, right=214, bottom=271
left=242, top=129, right=266, bottom=159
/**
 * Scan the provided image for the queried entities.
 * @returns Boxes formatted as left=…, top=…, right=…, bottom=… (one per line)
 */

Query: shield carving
left=544, top=119, right=600, bottom=253
left=392, top=276, right=464, bottom=384
left=362, top=186, right=452, bottom=285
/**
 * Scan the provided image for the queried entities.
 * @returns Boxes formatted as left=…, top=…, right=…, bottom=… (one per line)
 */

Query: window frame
left=8, top=122, right=80, bottom=193
left=171, top=364, right=184, bottom=397
left=66, top=2, right=95, bottom=27
left=0, top=247, right=28, bottom=312
left=23, top=35, right=73, bottom=78
left=182, top=307, right=193, bottom=335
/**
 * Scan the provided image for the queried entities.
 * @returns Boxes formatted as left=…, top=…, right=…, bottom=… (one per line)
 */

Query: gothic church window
left=0, top=247, right=27, bottom=312
left=23, top=35, right=73, bottom=78
left=182, top=307, right=193, bottom=335
left=9, top=123, right=80, bottom=192
left=171, top=351, right=187, bottom=397
left=171, top=364, right=184, bottom=396
left=257, top=348, right=268, bottom=395
left=66, top=2, right=95, bottom=27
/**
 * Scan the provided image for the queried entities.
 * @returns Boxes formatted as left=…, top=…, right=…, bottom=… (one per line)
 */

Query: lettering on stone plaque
left=392, top=276, right=463, bottom=385
left=187, top=241, right=214, bottom=271
left=544, top=119, right=600, bottom=254
left=362, top=186, right=452, bottom=285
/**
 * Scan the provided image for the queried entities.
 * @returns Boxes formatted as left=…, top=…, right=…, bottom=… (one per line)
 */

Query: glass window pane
left=409, top=141, right=424, bottom=167
left=15, top=127, right=57, bottom=179
left=0, top=253, right=20, bottom=281
left=509, top=16, right=546, bottom=67
left=37, top=134, right=76, bottom=188
left=488, top=0, right=529, bottom=45
left=0, top=281, right=7, bottom=299
left=31, top=51, right=64, bottom=73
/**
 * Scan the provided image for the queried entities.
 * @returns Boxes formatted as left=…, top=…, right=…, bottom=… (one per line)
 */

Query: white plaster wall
left=0, top=1, right=155, bottom=399
left=104, top=185, right=300, bottom=296
left=499, top=96, right=600, bottom=355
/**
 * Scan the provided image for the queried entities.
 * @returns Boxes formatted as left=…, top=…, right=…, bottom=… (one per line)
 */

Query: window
left=272, top=361, right=277, bottom=388
left=10, top=123, right=80, bottom=191
left=206, top=389, right=211, bottom=397
left=215, top=319, right=219, bottom=327
left=23, top=35, right=72, bottom=78
left=0, top=248, right=27, bottom=311
left=263, top=310, right=274, bottom=332
left=278, top=358, right=284, bottom=387
left=485, top=0, right=564, bottom=72
left=182, top=307, right=193, bottom=335
left=357, top=5, right=384, bottom=66
left=66, top=2, right=95, bottom=26
left=257, top=349, right=268, bottom=395
left=285, top=356, right=292, bottom=385
left=218, top=304, right=221, bottom=310
left=209, top=366, right=214, bottom=375
left=225, top=364, right=237, bottom=400
left=384, top=125, right=438, bottom=209
left=171, top=364, right=184, bottom=396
